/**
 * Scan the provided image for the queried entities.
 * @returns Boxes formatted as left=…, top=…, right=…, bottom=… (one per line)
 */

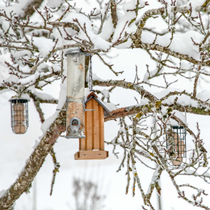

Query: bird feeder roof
left=9, top=96, right=30, bottom=103
left=85, top=92, right=110, bottom=116
left=65, top=48, right=91, bottom=56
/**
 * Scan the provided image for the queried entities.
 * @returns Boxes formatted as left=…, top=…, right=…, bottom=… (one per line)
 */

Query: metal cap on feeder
left=9, top=97, right=30, bottom=134
left=65, top=48, right=91, bottom=139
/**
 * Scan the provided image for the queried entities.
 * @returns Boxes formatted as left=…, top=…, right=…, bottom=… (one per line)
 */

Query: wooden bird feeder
left=166, top=126, right=186, bottom=166
left=75, top=92, right=109, bottom=160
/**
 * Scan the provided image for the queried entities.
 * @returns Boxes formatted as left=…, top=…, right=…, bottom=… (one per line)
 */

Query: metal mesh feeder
left=166, top=126, right=186, bottom=166
left=9, top=98, right=29, bottom=134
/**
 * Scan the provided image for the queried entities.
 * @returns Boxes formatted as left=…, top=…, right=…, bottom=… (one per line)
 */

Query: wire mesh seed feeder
left=166, top=109, right=187, bottom=166
left=65, top=48, right=90, bottom=138
left=9, top=97, right=30, bottom=134
left=166, top=125, right=186, bottom=166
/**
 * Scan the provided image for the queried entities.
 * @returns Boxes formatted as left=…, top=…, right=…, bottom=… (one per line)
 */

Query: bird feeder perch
left=75, top=92, right=109, bottom=160
left=9, top=97, right=29, bottom=134
left=65, top=48, right=90, bottom=139
left=166, top=126, right=186, bottom=166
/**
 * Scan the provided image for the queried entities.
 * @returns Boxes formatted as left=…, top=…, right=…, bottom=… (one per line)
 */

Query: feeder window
left=9, top=98, right=29, bottom=134
left=166, top=126, right=186, bottom=166
left=72, top=119, right=79, bottom=125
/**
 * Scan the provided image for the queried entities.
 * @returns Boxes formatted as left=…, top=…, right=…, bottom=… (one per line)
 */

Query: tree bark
left=0, top=110, right=66, bottom=210
left=21, top=0, right=44, bottom=19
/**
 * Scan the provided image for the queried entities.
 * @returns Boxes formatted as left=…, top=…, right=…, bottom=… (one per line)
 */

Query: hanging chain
left=89, top=55, right=93, bottom=91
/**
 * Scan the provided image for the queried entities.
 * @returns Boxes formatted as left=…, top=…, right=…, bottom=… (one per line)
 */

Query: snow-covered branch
left=1, top=0, right=210, bottom=209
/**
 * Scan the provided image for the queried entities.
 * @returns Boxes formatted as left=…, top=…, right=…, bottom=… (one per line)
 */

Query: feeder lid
left=9, top=96, right=30, bottom=103
left=172, top=125, right=184, bottom=129
left=85, top=92, right=110, bottom=116
left=65, top=48, right=91, bottom=56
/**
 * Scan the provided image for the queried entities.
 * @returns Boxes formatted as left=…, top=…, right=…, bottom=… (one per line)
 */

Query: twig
left=49, top=148, right=60, bottom=196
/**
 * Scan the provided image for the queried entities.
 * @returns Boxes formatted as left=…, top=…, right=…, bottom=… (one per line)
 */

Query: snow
left=140, top=98, right=150, bottom=105
left=1, top=1, right=210, bottom=210
left=33, top=37, right=54, bottom=58
left=197, top=90, right=210, bottom=102
left=198, top=188, right=205, bottom=193
left=101, top=89, right=109, bottom=99
left=144, top=16, right=169, bottom=34
left=62, top=12, right=91, bottom=30
left=141, top=30, right=203, bottom=61
left=4, top=74, right=19, bottom=83
left=189, top=0, right=206, bottom=16
left=100, top=18, right=114, bottom=40
left=46, top=0, right=64, bottom=8
left=0, top=190, right=6, bottom=198
left=112, top=13, right=136, bottom=44
left=163, top=94, right=199, bottom=107
left=88, top=31, right=112, bottom=51
left=131, top=162, right=137, bottom=176
left=40, top=111, right=59, bottom=133
left=0, top=56, right=10, bottom=84
left=103, top=102, right=116, bottom=112
left=61, top=9, right=112, bottom=50
left=33, top=140, right=40, bottom=150
left=190, top=0, right=206, bottom=9
left=20, top=71, right=40, bottom=85
left=92, top=72, right=103, bottom=81
left=169, top=31, right=203, bottom=61
left=184, top=168, right=198, bottom=175
left=119, top=126, right=126, bottom=133
left=0, top=0, right=30, bottom=16
left=33, top=90, right=57, bottom=101
left=41, top=82, right=66, bottom=133
left=147, top=167, right=160, bottom=194
left=143, top=67, right=163, bottom=81
left=11, top=50, right=32, bottom=62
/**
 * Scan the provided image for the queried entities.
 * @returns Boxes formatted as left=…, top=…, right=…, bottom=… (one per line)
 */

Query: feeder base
left=74, top=150, right=108, bottom=160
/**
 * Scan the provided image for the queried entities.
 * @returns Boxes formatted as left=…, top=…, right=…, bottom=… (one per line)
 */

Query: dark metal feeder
left=166, top=126, right=186, bottom=166
left=9, top=98, right=30, bottom=134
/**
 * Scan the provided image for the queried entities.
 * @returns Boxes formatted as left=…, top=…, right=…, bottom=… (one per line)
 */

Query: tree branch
left=21, top=0, right=45, bottom=19
left=0, top=109, right=66, bottom=210
left=93, top=79, right=158, bottom=102
left=132, top=42, right=210, bottom=66
left=110, top=0, right=118, bottom=28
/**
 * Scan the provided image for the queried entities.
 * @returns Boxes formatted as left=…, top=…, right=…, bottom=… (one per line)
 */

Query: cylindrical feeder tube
left=9, top=98, right=30, bottom=134
left=66, top=49, right=86, bottom=138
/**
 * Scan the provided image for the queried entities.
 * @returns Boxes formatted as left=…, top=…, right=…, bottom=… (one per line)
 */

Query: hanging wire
left=183, top=105, right=187, bottom=125
left=88, top=55, right=94, bottom=91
